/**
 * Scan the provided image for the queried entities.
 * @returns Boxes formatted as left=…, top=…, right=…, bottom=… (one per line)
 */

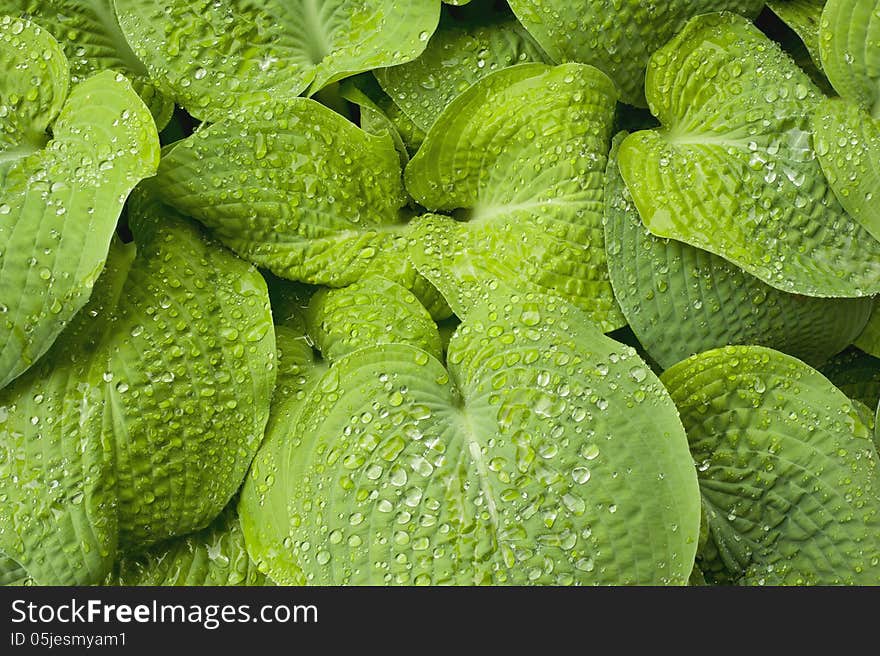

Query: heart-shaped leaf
left=619, top=12, right=880, bottom=298
left=115, top=0, right=441, bottom=121
left=507, top=0, right=764, bottom=106
left=406, top=63, right=625, bottom=331
left=0, top=1, right=173, bottom=128
left=662, top=345, right=880, bottom=585
left=0, top=193, right=276, bottom=585
left=240, top=291, right=701, bottom=585
left=375, top=13, right=547, bottom=131
left=0, top=17, right=160, bottom=389
left=153, top=96, right=448, bottom=318
left=605, top=133, right=872, bottom=369
left=306, top=277, right=443, bottom=363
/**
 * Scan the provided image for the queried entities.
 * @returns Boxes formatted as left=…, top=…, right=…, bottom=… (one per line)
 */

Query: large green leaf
left=811, top=1, right=880, bottom=242
left=813, top=98, right=880, bottom=242
left=767, top=0, right=826, bottom=67
left=506, top=1, right=764, bottom=106
left=240, top=291, right=701, bottom=585
left=153, top=97, right=447, bottom=318
left=375, top=14, right=547, bottom=132
left=115, top=0, right=440, bottom=121
left=109, top=505, right=268, bottom=586
left=306, top=277, right=442, bottom=363
left=0, top=1, right=173, bottom=129
left=0, top=18, right=160, bottom=389
left=662, top=345, right=880, bottom=585
left=604, top=133, right=872, bottom=369
left=0, top=17, right=68, bottom=155
left=0, top=194, right=276, bottom=585
left=819, top=0, right=880, bottom=110
left=619, top=12, right=880, bottom=298
left=238, top=325, right=326, bottom=584
left=405, top=63, right=625, bottom=331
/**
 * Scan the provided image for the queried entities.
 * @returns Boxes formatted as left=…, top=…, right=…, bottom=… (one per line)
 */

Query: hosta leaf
left=812, top=1, right=880, bottom=243
left=0, top=17, right=68, bottom=152
left=605, top=133, right=872, bottom=369
left=239, top=325, right=326, bottom=584
left=340, top=77, right=410, bottom=167
left=405, top=64, right=625, bottom=331
left=813, top=98, right=880, bottom=241
left=619, top=12, right=880, bottom=298
left=241, top=293, right=701, bottom=585
left=507, top=0, right=764, bottom=106
left=154, top=97, right=447, bottom=318
left=856, top=301, right=880, bottom=358
left=306, top=277, right=442, bottom=363
left=767, top=0, right=826, bottom=67
left=662, top=345, right=880, bottom=585
left=115, top=0, right=440, bottom=122
left=0, top=195, right=276, bottom=585
left=818, top=0, right=880, bottom=110
left=109, top=505, right=268, bottom=586
left=1, top=18, right=160, bottom=389
left=375, top=15, right=547, bottom=131
left=1, top=1, right=173, bottom=129
left=821, top=348, right=880, bottom=409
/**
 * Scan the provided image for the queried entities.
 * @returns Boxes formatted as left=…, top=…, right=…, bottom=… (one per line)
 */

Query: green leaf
left=821, top=348, right=880, bottom=410
left=154, top=96, right=448, bottom=318
left=813, top=98, right=880, bottom=242
left=306, top=277, right=443, bottom=363
left=405, top=64, right=625, bottom=331
left=605, top=132, right=872, bottom=369
left=342, top=73, right=426, bottom=157
left=240, top=293, right=701, bottom=585
left=0, top=17, right=68, bottom=154
left=0, top=550, right=29, bottom=586
left=238, top=325, right=327, bottom=584
left=856, top=301, right=880, bottom=358
left=1, top=1, right=173, bottom=129
left=818, top=0, right=880, bottom=111
left=507, top=0, right=764, bottom=106
left=109, top=505, right=268, bottom=586
left=340, top=77, right=410, bottom=167
left=662, top=345, right=880, bottom=585
left=0, top=195, right=276, bottom=585
left=619, top=12, right=880, bottom=298
left=375, top=15, right=547, bottom=132
left=811, top=2, right=880, bottom=247
left=1, top=18, right=160, bottom=389
left=115, top=0, right=441, bottom=122
left=767, top=0, right=826, bottom=67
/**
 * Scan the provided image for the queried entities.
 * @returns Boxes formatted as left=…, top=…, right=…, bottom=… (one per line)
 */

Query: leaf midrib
left=452, top=405, right=501, bottom=565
